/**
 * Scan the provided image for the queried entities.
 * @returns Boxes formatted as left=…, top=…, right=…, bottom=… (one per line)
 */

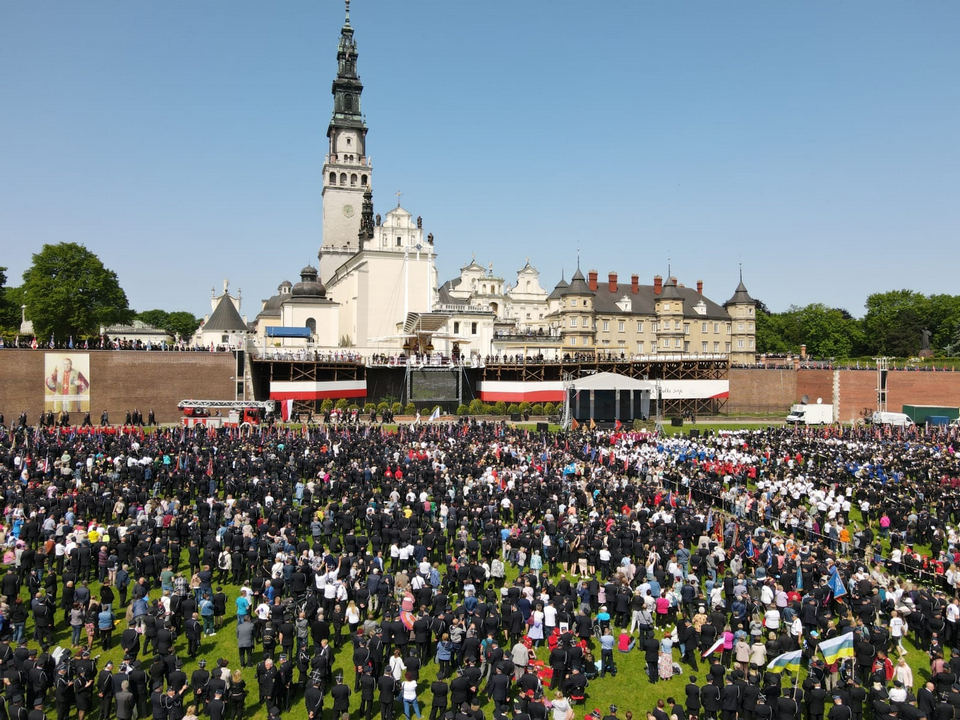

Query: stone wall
left=0, top=350, right=235, bottom=424
left=727, top=368, right=798, bottom=414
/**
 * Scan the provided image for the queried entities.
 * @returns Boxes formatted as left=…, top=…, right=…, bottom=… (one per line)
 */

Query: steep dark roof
left=562, top=268, right=592, bottom=296
left=587, top=283, right=731, bottom=320
left=204, top=295, right=248, bottom=332
left=547, top=277, right=569, bottom=301
left=725, top=279, right=756, bottom=307
left=659, top=276, right=681, bottom=300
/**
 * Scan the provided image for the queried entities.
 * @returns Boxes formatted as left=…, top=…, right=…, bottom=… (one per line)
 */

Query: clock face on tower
left=343, top=205, right=355, bottom=218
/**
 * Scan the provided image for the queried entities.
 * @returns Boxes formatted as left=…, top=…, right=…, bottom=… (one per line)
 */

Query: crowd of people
left=0, top=414, right=958, bottom=720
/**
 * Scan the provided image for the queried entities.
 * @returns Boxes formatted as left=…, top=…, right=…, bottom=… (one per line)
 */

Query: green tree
left=135, top=309, right=201, bottom=340
left=793, top=304, right=863, bottom=358
left=862, top=290, right=928, bottom=356
left=22, top=243, right=132, bottom=340
left=0, top=267, right=19, bottom=330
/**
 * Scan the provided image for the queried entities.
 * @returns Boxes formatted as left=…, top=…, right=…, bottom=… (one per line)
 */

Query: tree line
left=0, top=242, right=200, bottom=342
left=756, top=290, right=960, bottom=359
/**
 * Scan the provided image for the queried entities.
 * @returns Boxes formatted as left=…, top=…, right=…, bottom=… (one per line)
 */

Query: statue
left=921, top=328, right=932, bottom=350
left=416, top=216, right=422, bottom=229
left=427, top=233, right=434, bottom=244
left=375, top=213, right=381, bottom=226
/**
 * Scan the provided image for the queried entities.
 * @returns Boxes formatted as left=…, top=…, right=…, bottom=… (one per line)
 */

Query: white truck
left=785, top=400, right=834, bottom=425
left=871, top=411, right=914, bottom=427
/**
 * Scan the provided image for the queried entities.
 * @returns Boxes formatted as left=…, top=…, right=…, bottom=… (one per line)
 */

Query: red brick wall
left=0, top=350, right=235, bottom=424
left=731, top=367, right=960, bottom=420
left=727, top=368, right=797, bottom=414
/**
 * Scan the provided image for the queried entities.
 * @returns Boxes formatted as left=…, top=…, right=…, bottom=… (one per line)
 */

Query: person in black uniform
left=190, top=659, right=210, bottom=713
left=700, top=676, right=721, bottom=720
left=128, top=661, right=148, bottom=720
left=276, top=654, right=294, bottom=712
left=721, top=676, right=741, bottom=720
left=686, top=676, right=703, bottom=719
left=98, top=661, right=115, bottom=720
left=53, top=666, right=73, bottom=720
left=754, top=695, right=773, bottom=720
left=331, top=672, right=351, bottom=718
left=359, top=668, right=378, bottom=720
left=207, top=688, right=226, bottom=720
left=378, top=668, right=399, bottom=720
left=304, top=676, right=324, bottom=720
left=226, top=671, right=247, bottom=720
left=429, top=678, right=449, bottom=720
left=256, top=658, right=278, bottom=711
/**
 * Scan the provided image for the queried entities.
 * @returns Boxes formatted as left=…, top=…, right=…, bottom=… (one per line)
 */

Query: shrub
left=507, top=403, right=521, bottom=415
left=404, top=402, right=416, bottom=416
left=468, top=398, right=485, bottom=414
left=377, top=402, right=389, bottom=413
left=493, top=401, right=507, bottom=416
left=320, top=399, right=334, bottom=412
left=391, top=402, right=402, bottom=415
left=531, top=403, right=544, bottom=416
left=519, top=402, right=532, bottom=414
left=543, top=402, right=556, bottom=416
left=335, top=398, right=349, bottom=411
left=363, top=402, right=376, bottom=413
left=456, top=404, right=469, bottom=416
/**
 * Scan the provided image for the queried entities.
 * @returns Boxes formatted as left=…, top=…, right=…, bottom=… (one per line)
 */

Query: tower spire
left=344, top=0, right=351, bottom=28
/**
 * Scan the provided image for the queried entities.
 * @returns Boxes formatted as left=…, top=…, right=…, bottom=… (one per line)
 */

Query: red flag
left=615, top=419, right=622, bottom=431
left=571, top=418, right=579, bottom=430
left=206, top=456, right=214, bottom=477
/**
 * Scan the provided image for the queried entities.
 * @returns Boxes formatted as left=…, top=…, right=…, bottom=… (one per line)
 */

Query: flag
left=280, top=399, right=293, bottom=422
left=796, top=564, right=803, bottom=591
left=31, top=338, right=38, bottom=349
left=767, top=649, right=802, bottom=674
left=706, top=508, right=714, bottom=532
left=429, top=407, right=441, bottom=422
left=68, top=336, right=74, bottom=349
left=828, top=566, right=847, bottom=599
left=563, top=462, right=577, bottom=476
left=206, top=456, right=214, bottom=477
left=817, top=633, right=854, bottom=665
left=571, top=418, right=579, bottom=430
left=589, top=418, right=596, bottom=430
left=614, top=419, right=622, bottom=431
left=701, top=637, right=724, bottom=657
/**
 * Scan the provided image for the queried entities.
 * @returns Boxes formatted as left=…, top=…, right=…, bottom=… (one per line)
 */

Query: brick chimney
left=653, top=275, right=662, bottom=295
left=696, top=279, right=703, bottom=294
left=608, top=272, right=618, bottom=292
left=588, top=270, right=598, bottom=292
left=631, top=274, right=639, bottom=294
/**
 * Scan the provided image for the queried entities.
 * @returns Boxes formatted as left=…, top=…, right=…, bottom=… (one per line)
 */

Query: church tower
left=319, top=0, right=372, bottom=283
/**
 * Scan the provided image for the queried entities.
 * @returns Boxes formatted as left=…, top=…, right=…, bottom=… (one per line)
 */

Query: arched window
left=339, top=173, right=347, bottom=185
left=305, top=318, right=317, bottom=334
left=361, top=175, right=368, bottom=185
left=350, top=174, right=357, bottom=186
left=329, top=172, right=336, bottom=185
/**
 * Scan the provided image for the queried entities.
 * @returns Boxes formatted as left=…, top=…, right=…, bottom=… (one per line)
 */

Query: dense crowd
left=0, top=416, right=959, bottom=720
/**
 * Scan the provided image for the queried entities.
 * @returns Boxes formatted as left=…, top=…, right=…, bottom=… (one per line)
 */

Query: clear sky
left=1, top=1, right=958, bottom=321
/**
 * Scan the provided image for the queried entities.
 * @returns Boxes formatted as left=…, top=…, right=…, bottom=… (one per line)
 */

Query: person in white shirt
left=889, top=609, right=906, bottom=653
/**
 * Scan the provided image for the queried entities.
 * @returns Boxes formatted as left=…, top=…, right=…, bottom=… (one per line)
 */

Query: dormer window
left=694, top=301, right=707, bottom=316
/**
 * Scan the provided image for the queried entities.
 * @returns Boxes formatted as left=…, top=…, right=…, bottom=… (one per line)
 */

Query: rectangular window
left=571, top=299, right=577, bottom=307
left=714, top=342, right=720, bottom=352
left=702, top=341, right=708, bottom=352
left=570, top=337, right=576, bottom=346
left=602, top=320, right=609, bottom=332
left=750, top=339, right=755, bottom=348
left=637, top=341, right=644, bottom=353
left=684, top=323, right=690, bottom=335
left=702, top=322, right=708, bottom=333
left=675, top=338, right=682, bottom=348
left=738, top=339, right=745, bottom=348
left=397, top=237, right=402, bottom=246
left=725, top=342, right=731, bottom=352
left=738, top=322, right=744, bottom=331
left=453, top=321, right=460, bottom=334
left=748, top=322, right=754, bottom=331
left=618, top=321, right=625, bottom=332
left=684, top=341, right=690, bottom=352
left=471, top=323, right=477, bottom=335
left=652, top=321, right=658, bottom=332
left=674, top=320, right=681, bottom=330
left=714, top=323, right=720, bottom=334
left=637, top=321, right=643, bottom=333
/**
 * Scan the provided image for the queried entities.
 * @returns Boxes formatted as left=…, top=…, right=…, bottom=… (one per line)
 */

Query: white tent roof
left=569, top=372, right=651, bottom=391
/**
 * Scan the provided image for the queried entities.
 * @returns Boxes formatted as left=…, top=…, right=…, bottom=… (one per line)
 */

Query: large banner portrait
left=44, top=353, right=91, bottom=413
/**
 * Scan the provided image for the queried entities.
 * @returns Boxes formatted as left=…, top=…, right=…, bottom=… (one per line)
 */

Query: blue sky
left=1, top=1, right=957, bottom=320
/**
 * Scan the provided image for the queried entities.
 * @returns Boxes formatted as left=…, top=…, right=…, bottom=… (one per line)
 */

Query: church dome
left=292, top=265, right=326, bottom=298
